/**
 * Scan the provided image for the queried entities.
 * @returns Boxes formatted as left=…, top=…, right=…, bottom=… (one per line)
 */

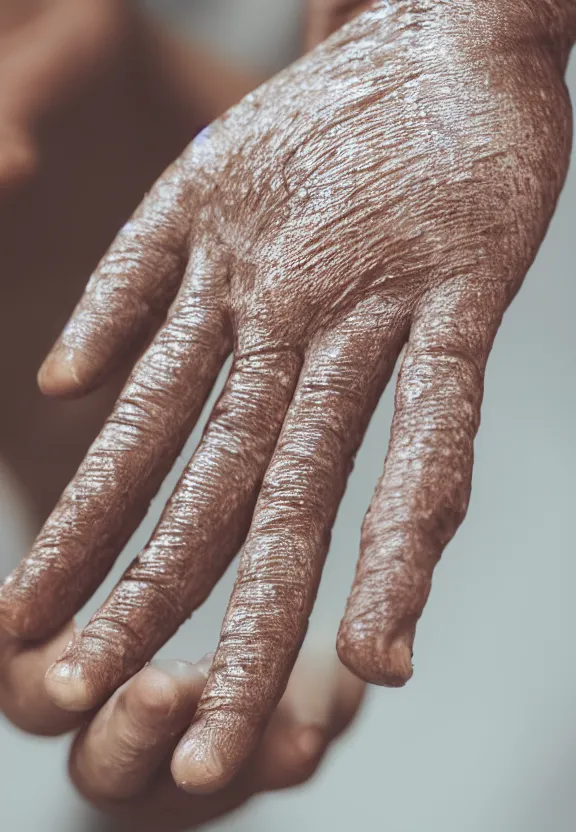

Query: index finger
left=0, top=250, right=230, bottom=643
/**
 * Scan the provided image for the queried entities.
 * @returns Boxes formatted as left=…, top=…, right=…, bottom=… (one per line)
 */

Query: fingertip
left=128, top=660, right=207, bottom=721
left=70, top=659, right=210, bottom=803
left=171, top=726, right=231, bottom=795
left=253, top=650, right=365, bottom=793
left=336, top=626, right=414, bottom=688
left=261, top=725, right=326, bottom=792
left=331, top=662, right=366, bottom=733
left=0, top=620, right=83, bottom=736
left=45, top=661, right=94, bottom=712
left=37, top=348, right=84, bottom=398
left=281, top=725, right=325, bottom=775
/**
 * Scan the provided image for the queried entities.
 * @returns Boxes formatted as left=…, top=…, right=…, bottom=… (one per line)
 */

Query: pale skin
left=1, top=0, right=575, bottom=803
left=0, top=624, right=363, bottom=829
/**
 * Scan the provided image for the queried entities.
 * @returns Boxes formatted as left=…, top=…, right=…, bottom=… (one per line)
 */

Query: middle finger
left=45, top=348, right=301, bottom=710
left=173, top=313, right=406, bottom=792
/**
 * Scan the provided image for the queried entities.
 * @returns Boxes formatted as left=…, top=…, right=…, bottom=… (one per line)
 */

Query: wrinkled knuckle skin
left=0, top=588, right=51, bottom=641
left=197, top=0, right=573, bottom=348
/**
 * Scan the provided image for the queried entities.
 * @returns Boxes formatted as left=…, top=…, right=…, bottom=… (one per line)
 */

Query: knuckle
left=117, top=572, right=186, bottom=623
left=277, top=729, right=325, bottom=788
left=128, top=667, right=181, bottom=722
left=83, top=615, right=144, bottom=655
left=0, top=580, right=52, bottom=640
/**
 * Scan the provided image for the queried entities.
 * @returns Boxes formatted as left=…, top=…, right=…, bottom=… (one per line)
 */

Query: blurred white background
left=1, top=2, right=576, bottom=830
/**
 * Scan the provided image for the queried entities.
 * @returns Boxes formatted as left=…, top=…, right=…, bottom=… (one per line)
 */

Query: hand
left=1, top=0, right=572, bottom=793
left=71, top=651, right=363, bottom=831
left=0, top=627, right=362, bottom=830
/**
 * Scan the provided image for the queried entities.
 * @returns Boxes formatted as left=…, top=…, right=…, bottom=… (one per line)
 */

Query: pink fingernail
left=45, top=661, right=91, bottom=711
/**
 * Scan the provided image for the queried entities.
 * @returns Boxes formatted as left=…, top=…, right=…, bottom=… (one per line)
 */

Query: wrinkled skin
left=0, top=628, right=362, bottom=831
left=73, top=653, right=363, bottom=831
left=1, top=0, right=574, bottom=794
left=0, top=2, right=360, bottom=824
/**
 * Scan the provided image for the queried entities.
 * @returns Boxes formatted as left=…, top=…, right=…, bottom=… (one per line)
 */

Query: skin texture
left=0, top=2, right=362, bottom=825
left=72, top=652, right=363, bottom=830
left=0, top=635, right=362, bottom=830
left=1, top=0, right=575, bottom=794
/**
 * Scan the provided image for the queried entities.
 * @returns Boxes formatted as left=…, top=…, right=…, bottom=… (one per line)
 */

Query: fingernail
left=172, top=733, right=226, bottom=794
left=150, top=659, right=200, bottom=681
left=195, top=652, right=214, bottom=678
left=37, top=346, right=81, bottom=395
left=45, top=661, right=91, bottom=711
left=384, top=632, right=414, bottom=687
